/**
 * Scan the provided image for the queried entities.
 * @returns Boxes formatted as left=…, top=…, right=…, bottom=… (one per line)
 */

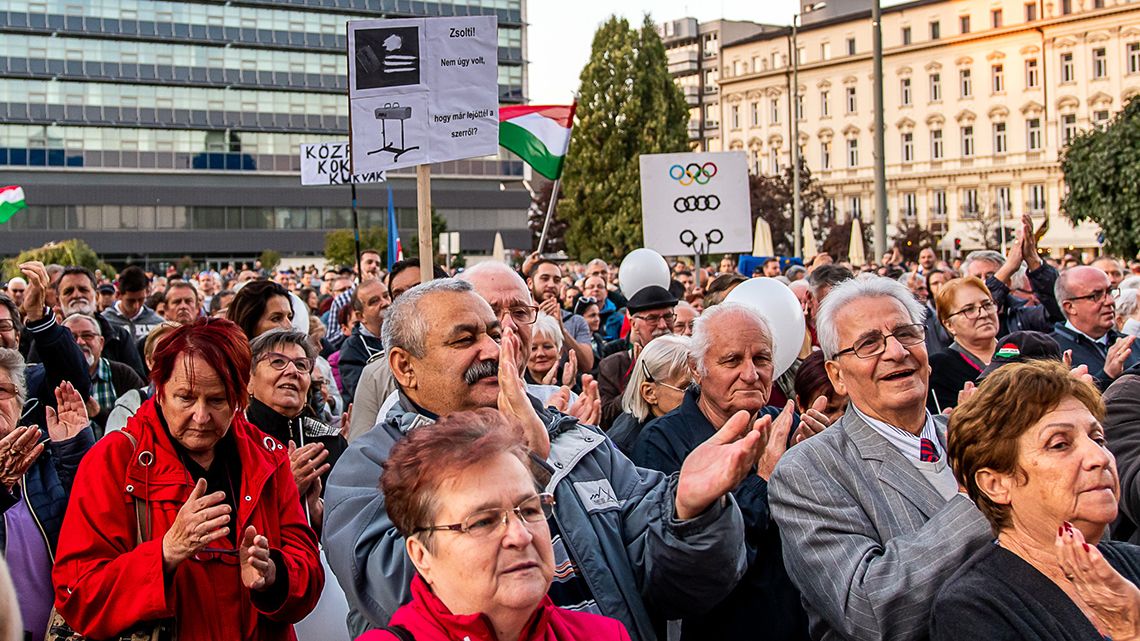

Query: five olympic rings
left=668, top=162, right=718, bottom=186
left=674, top=195, right=721, bottom=212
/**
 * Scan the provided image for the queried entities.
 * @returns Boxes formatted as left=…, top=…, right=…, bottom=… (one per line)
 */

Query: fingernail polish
left=1084, top=543, right=1090, bottom=552
left=1059, top=525, right=1064, bottom=536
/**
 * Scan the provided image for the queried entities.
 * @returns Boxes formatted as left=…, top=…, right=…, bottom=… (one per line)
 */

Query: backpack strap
left=118, top=430, right=150, bottom=546
left=381, top=625, right=415, bottom=641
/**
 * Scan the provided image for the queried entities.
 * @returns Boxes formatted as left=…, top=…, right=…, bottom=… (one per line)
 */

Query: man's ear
left=390, top=347, right=417, bottom=390
left=825, top=358, right=847, bottom=397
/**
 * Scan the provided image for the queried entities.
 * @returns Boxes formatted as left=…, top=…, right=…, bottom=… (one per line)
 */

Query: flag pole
left=535, top=99, right=577, bottom=255
left=351, top=181, right=362, bottom=280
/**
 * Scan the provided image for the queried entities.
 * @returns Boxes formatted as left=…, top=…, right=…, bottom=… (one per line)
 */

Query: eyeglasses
left=0, top=321, right=14, bottom=332
left=0, top=384, right=18, bottom=401
left=946, top=299, right=997, bottom=321
left=260, top=352, right=313, bottom=373
left=413, top=493, right=555, bottom=538
left=497, top=305, right=539, bottom=325
left=1067, top=288, right=1119, bottom=305
left=632, top=312, right=677, bottom=326
left=834, top=323, right=926, bottom=359
left=71, top=332, right=101, bottom=342
left=641, top=361, right=689, bottom=393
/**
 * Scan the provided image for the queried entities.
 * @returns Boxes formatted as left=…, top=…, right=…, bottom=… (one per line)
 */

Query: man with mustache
left=325, top=271, right=764, bottom=641
left=60, top=314, right=144, bottom=436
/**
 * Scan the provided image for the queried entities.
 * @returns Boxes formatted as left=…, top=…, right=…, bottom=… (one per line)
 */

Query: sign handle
left=417, top=165, right=434, bottom=282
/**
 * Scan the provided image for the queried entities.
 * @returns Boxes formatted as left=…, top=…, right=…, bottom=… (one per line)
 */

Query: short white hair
left=622, top=335, right=692, bottom=421
left=531, top=313, right=563, bottom=351
left=690, top=302, right=771, bottom=376
left=0, top=348, right=27, bottom=406
left=458, top=261, right=533, bottom=303
left=1117, top=289, right=1139, bottom=321
left=1121, top=275, right=1140, bottom=291
left=816, top=274, right=925, bottom=359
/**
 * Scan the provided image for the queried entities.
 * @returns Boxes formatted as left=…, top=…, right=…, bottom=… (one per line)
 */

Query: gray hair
left=531, top=313, right=564, bottom=352
left=1121, top=275, right=1140, bottom=291
left=621, top=335, right=692, bottom=421
left=249, top=328, right=316, bottom=365
left=381, top=278, right=474, bottom=357
left=1053, top=265, right=1105, bottom=313
left=690, top=302, right=772, bottom=376
left=0, top=348, right=27, bottom=406
left=61, top=313, right=101, bottom=336
left=962, top=250, right=1005, bottom=275
left=1010, top=268, right=1030, bottom=293
left=816, top=274, right=926, bottom=359
left=1117, top=288, right=1139, bottom=321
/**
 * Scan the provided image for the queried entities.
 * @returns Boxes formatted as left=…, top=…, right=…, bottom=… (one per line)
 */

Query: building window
left=847, top=37, right=856, bottom=55
left=1026, top=58, right=1040, bottom=87
left=963, top=188, right=980, bottom=217
left=1028, top=184, right=1046, bottom=213
left=991, top=9, right=1003, bottom=28
left=960, top=15, right=971, bottom=34
left=821, top=141, right=832, bottom=169
left=1062, top=0, right=1072, bottom=14
left=992, top=64, right=1004, bottom=93
left=1094, top=109, right=1111, bottom=126
left=847, top=138, right=859, bottom=167
left=901, top=78, right=912, bottom=106
left=1094, top=0, right=1105, bottom=8
left=1062, top=113, right=1078, bottom=145
left=772, top=51, right=782, bottom=69
left=901, top=132, right=914, bottom=162
left=750, top=101, right=760, bottom=127
left=820, top=90, right=830, bottom=117
left=930, top=21, right=941, bottom=40
left=796, top=47, right=805, bottom=65
left=1025, top=2, right=1037, bottom=21
left=846, top=86, right=857, bottom=113
left=1061, top=52, right=1075, bottom=82
left=960, top=68, right=973, bottom=98
left=1027, top=117, right=1042, bottom=150
left=796, top=94, right=804, bottom=120
left=930, top=73, right=942, bottom=101
left=931, top=129, right=944, bottom=159
left=902, top=26, right=912, bottom=45
left=902, top=193, right=918, bottom=219
left=848, top=196, right=862, bottom=221
left=1129, top=43, right=1140, bottom=74
left=962, top=125, right=975, bottom=157
left=821, top=42, right=831, bottom=60
left=771, top=98, right=781, bottom=124
left=1093, top=47, right=1107, bottom=79
left=731, top=104, right=740, bottom=129
left=769, top=147, right=780, bottom=175
left=994, top=122, right=1007, bottom=154
left=932, top=190, right=947, bottom=217
left=995, top=186, right=1011, bottom=215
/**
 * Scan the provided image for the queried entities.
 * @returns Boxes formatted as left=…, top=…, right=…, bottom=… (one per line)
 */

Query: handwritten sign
left=300, top=142, right=387, bottom=185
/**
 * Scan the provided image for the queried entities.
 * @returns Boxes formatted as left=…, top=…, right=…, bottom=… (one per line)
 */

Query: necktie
left=920, top=437, right=940, bottom=463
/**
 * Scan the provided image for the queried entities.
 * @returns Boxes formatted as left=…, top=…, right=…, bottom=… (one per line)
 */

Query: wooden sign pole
left=416, top=165, right=434, bottom=282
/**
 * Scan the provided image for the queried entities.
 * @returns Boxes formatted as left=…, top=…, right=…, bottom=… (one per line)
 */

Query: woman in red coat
left=357, top=409, right=629, bottom=641
left=52, top=318, right=322, bottom=641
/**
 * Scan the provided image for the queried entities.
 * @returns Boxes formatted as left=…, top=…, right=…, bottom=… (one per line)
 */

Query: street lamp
left=791, top=2, right=825, bottom=259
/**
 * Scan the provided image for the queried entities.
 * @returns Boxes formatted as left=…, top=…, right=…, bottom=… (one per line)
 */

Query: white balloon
left=289, top=292, right=310, bottom=334
left=619, top=248, right=671, bottom=298
left=724, top=277, right=806, bottom=377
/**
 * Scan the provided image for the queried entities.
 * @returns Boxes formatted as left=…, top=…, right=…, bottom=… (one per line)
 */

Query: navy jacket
left=1051, top=322, right=1140, bottom=390
left=336, top=325, right=384, bottom=406
left=986, top=265, right=1064, bottom=336
left=21, top=312, right=92, bottom=433
left=631, top=387, right=809, bottom=641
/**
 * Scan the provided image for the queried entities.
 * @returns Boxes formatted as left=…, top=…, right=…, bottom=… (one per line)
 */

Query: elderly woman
left=52, top=319, right=321, bottom=641
left=227, top=280, right=294, bottom=340
left=356, top=409, right=630, bottom=641
left=1116, top=288, right=1140, bottom=337
left=927, top=276, right=1000, bottom=413
left=608, top=335, right=692, bottom=455
left=524, top=313, right=576, bottom=388
left=933, top=359, right=1140, bottom=641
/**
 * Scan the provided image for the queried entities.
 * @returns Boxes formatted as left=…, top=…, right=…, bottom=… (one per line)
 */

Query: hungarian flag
left=0, top=186, right=26, bottom=223
left=499, top=104, right=576, bottom=180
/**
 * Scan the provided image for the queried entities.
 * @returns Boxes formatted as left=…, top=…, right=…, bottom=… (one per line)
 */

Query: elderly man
left=633, top=302, right=827, bottom=641
left=769, top=275, right=991, bottom=641
left=324, top=275, right=761, bottom=641
left=4, top=278, right=25, bottom=308
left=61, top=314, right=144, bottom=436
left=898, top=271, right=928, bottom=303
left=962, top=218, right=1063, bottom=336
left=336, top=278, right=388, bottom=405
left=162, top=280, right=201, bottom=325
left=672, top=299, right=698, bottom=336
left=1051, top=265, right=1140, bottom=388
left=598, top=285, right=678, bottom=429
left=526, top=259, right=595, bottom=371
left=583, top=274, right=625, bottom=341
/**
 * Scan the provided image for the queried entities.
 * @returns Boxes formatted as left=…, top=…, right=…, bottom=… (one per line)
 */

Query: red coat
left=52, top=399, right=322, bottom=641
left=356, top=575, right=631, bottom=641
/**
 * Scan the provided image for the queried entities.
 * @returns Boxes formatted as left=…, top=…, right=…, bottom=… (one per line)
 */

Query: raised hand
left=18, top=261, right=49, bottom=322
left=240, top=526, right=278, bottom=591
left=561, top=350, right=579, bottom=388
left=339, top=403, right=353, bottom=440
left=1104, top=336, right=1136, bottom=380
left=0, top=426, right=44, bottom=490
left=792, top=395, right=833, bottom=445
left=161, top=478, right=231, bottom=572
left=1057, top=522, right=1140, bottom=640
left=540, top=361, right=559, bottom=385
left=675, top=411, right=765, bottom=520
left=538, top=297, right=563, bottom=326
left=46, top=381, right=89, bottom=442
left=756, top=401, right=796, bottom=480
left=497, top=326, right=550, bottom=458
left=568, top=374, right=601, bottom=426
left=287, top=440, right=329, bottom=497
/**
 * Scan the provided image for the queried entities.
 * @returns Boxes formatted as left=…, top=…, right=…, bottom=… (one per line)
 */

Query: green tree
left=750, top=159, right=828, bottom=256
left=259, top=249, right=282, bottom=271
left=1062, top=96, right=1140, bottom=257
left=526, top=179, right=568, bottom=252
left=561, top=15, right=689, bottom=259
left=409, top=208, right=449, bottom=263
left=2, top=239, right=115, bottom=279
left=324, top=229, right=386, bottom=269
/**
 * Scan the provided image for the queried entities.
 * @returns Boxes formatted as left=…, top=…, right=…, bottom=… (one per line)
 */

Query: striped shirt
left=545, top=518, right=600, bottom=615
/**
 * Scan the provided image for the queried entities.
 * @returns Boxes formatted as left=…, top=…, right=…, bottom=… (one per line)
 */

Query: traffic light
left=953, top=237, right=961, bottom=251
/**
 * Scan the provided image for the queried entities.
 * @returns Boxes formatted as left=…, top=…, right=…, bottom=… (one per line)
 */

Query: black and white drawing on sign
left=355, top=26, right=420, bottom=90
left=368, top=102, right=420, bottom=162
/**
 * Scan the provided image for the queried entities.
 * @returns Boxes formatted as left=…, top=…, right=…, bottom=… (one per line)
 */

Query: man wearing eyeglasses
left=598, top=286, right=678, bottom=430
left=1051, top=265, right=1140, bottom=389
left=60, top=313, right=145, bottom=437
left=769, top=275, right=991, bottom=641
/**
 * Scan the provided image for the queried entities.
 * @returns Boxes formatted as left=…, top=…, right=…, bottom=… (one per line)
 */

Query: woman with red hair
left=51, top=318, right=322, bottom=641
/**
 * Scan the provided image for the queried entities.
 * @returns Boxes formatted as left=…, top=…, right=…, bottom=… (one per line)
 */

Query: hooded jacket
left=101, top=303, right=165, bottom=342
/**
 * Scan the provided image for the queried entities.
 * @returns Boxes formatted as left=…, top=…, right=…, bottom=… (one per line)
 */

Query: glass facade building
left=0, top=0, right=530, bottom=262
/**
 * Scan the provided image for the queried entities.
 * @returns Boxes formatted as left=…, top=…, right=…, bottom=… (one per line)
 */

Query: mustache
left=463, top=359, right=499, bottom=385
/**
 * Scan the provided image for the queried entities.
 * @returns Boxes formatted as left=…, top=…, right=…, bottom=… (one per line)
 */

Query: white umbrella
left=491, top=232, right=505, bottom=262
left=801, top=217, right=818, bottom=262
left=753, top=218, right=775, bottom=257
left=849, top=217, right=866, bottom=266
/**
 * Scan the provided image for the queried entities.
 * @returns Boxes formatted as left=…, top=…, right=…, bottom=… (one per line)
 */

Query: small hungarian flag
left=0, top=186, right=26, bottom=223
left=499, top=104, right=576, bottom=180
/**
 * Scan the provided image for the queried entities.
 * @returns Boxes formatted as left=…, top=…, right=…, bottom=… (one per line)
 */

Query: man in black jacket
left=1051, top=265, right=1140, bottom=389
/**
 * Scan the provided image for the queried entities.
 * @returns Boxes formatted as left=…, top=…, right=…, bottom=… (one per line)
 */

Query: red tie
left=920, top=437, right=940, bottom=463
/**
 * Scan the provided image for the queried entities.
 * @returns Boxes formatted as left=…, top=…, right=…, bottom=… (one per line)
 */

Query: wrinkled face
left=64, top=316, right=104, bottom=369
left=583, top=277, right=607, bottom=303
left=165, top=286, right=200, bottom=324
left=357, top=281, right=391, bottom=331
left=254, top=295, right=294, bottom=337
left=158, top=354, right=234, bottom=456
left=361, top=253, right=383, bottom=278
left=411, top=453, right=554, bottom=623
left=388, top=268, right=422, bottom=301
left=527, top=334, right=559, bottom=378
left=118, top=288, right=147, bottom=318
left=630, top=306, right=675, bottom=347
left=945, top=286, right=998, bottom=345
left=529, top=263, right=563, bottom=302
left=58, top=274, right=96, bottom=316
left=1062, top=267, right=1116, bottom=337
left=0, top=306, right=19, bottom=350
left=5, top=284, right=24, bottom=306
left=0, top=368, right=22, bottom=438
left=696, top=312, right=773, bottom=417
left=467, top=273, right=533, bottom=369
left=919, top=248, right=937, bottom=269
left=643, top=369, right=692, bottom=418
left=672, top=305, right=698, bottom=337
left=906, top=275, right=929, bottom=303
left=249, top=341, right=311, bottom=417
left=966, top=259, right=1001, bottom=282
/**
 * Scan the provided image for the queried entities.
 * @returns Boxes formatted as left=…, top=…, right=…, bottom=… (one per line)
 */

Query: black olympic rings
left=673, top=195, right=721, bottom=212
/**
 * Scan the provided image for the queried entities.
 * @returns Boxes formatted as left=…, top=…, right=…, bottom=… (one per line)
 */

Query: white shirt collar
left=1064, top=320, right=1109, bottom=345
left=851, top=404, right=941, bottom=461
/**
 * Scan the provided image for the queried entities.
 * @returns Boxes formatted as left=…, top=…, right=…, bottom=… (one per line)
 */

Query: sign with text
left=300, top=142, right=387, bottom=185
left=347, top=16, right=499, bottom=174
left=639, top=151, right=752, bottom=257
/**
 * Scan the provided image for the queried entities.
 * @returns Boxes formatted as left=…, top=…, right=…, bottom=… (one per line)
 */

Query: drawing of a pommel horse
left=368, top=102, right=420, bottom=162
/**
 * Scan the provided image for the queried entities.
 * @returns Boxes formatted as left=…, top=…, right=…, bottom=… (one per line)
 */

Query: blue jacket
left=322, top=391, right=748, bottom=641
left=599, top=298, right=625, bottom=342
left=337, top=324, right=384, bottom=406
left=1051, top=322, right=1140, bottom=390
left=986, top=265, right=1064, bottom=336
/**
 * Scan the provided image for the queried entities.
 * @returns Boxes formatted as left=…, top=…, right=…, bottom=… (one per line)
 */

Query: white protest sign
left=300, top=142, right=387, bottom=185
left=347, top=16, right=499, bottom=174
left=639, top=151, right=753, bottom=257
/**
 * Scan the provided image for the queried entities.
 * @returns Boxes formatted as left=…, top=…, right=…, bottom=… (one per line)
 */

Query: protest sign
left=300, top=142, right=387, bottom=185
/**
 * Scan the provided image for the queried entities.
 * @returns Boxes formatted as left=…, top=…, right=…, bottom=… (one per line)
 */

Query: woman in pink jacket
left=356, top=409, right=630, bottom=641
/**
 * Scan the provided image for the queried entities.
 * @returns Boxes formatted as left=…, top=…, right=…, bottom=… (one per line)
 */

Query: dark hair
left=573, top=296, right=599, bottom=317
left=145, top=291, right=165, bottom=311
left=209, top=289, right=235, bottom=315
left=150, top=318, right=252, bottom=412
left=117, top=266, right=149, bottom=294
left=361, top=249, right=382, bottom=259
left=164, top=280, right=199, bottom=303
left=525, top=258, right=559, bottom=279
left=808, top=264, right=855, bottom=294
left=925, top=267, right=951, bottom=295
left=702, top=273, right=747, bottom=308
left=54, top=266, right=96, bottom=291
left=226, top=280, right=291, bottom=340
left=793, top=351, right=836, bottom=411
left=386, top=258, right=448, bottom=296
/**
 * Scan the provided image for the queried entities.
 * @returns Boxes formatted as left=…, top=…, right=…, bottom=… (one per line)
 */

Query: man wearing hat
left=598, top=284, right=678, bottom=429
left=975, top=330, right=1063, bottom=381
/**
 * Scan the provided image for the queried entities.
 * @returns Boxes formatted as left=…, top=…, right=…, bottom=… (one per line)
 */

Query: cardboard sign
left=300, top=142, right=387, bottom=185
left=639, top=151, right=753, bottom=256
left=347, top=16, right=499, bottom=174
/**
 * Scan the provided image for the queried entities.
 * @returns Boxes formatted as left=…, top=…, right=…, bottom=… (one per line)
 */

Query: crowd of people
left=3, top=227, right=1140, bottom=641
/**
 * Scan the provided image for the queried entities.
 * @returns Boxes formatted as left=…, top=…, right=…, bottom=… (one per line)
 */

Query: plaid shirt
left=90, top=357, right=118, bottom=412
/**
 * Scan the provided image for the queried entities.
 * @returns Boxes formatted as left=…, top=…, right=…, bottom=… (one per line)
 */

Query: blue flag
left=386, top=184, right=402, bottom=269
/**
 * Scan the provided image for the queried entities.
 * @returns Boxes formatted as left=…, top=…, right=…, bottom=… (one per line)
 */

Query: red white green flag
left=0, top=186, right=26, bottom=223
left=498, top=104, right=576, bottom=180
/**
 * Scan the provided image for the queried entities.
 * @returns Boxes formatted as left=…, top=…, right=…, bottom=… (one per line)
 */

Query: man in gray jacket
left=324, top=271, right=762, bottom=640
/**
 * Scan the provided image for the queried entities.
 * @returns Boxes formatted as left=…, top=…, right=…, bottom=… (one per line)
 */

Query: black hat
left=97, top=283, right=115, bottom=295
left=626, top=285, right=678, bottom=313
left=977, top=331, right=1063, bottom=381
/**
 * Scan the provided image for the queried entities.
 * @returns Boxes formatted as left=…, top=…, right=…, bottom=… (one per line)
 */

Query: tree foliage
left=1062, top=96, right=1140, bottom=258
left=750, top=160, right=828, bottom=256
left=324, top=229, right=386, bottom=269
left=2, top=239, right=115, bottom=279
left=561, top=15, right=690, bottom=259
left=893, top=220, right=939, bottom=262
left=526, top=178, right=568, bottom=252
left=259, top=249, right=282, bottom=271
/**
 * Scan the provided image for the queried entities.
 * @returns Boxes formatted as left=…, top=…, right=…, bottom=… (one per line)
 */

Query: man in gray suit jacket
left=770, top=275, right=992, bottom=641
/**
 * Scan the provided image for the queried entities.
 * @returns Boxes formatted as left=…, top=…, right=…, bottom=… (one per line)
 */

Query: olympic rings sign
left=673, top=195, right=721, bottom=212
left=668, top=162, right=718, bottom=186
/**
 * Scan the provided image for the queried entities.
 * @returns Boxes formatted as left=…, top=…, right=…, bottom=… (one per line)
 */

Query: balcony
left=705, top=119, right=719, bottom=130
left=929, top=206, right=948, bottom=221
left=682, top=85, right=700, bottom=106
left=667, top=49, right=700, bottom=75
left=960, top=205, right=980, bottom=220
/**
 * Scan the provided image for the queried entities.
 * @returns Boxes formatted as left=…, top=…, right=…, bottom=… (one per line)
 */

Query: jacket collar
left=842, top=407, right=948, bottom=519
left=1054, top=321, right=1120, bottom=346
left=245, top=396, right=296, bottom=444
left=403, top=574, right=553, bottom=641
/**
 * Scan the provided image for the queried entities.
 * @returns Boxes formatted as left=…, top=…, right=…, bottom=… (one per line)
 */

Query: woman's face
left=248, top=342, right=312, bottom=417
left=984, top=397, right=1119, bottom=540
left=0, top=369, right=21, bottom=438
left=641, top=369, right=692, bottom=418
left=946, top=287, right=999, bottom=345
left=159, top=354, right=234, bottom=456
left=580, top=304, right=600, bottom=332
left=254, top=295, right=294, bottom=337
left=797, top=387, right=849, bottom=422
left=527, top=336, right=559, bottom=379
left=409, top=452, right=554, bottom=622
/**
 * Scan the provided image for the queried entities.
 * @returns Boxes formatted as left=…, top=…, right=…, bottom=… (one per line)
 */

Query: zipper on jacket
left=21, top=477, right=56, bottom=563
left=550, top=508, right=605, bottom=619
